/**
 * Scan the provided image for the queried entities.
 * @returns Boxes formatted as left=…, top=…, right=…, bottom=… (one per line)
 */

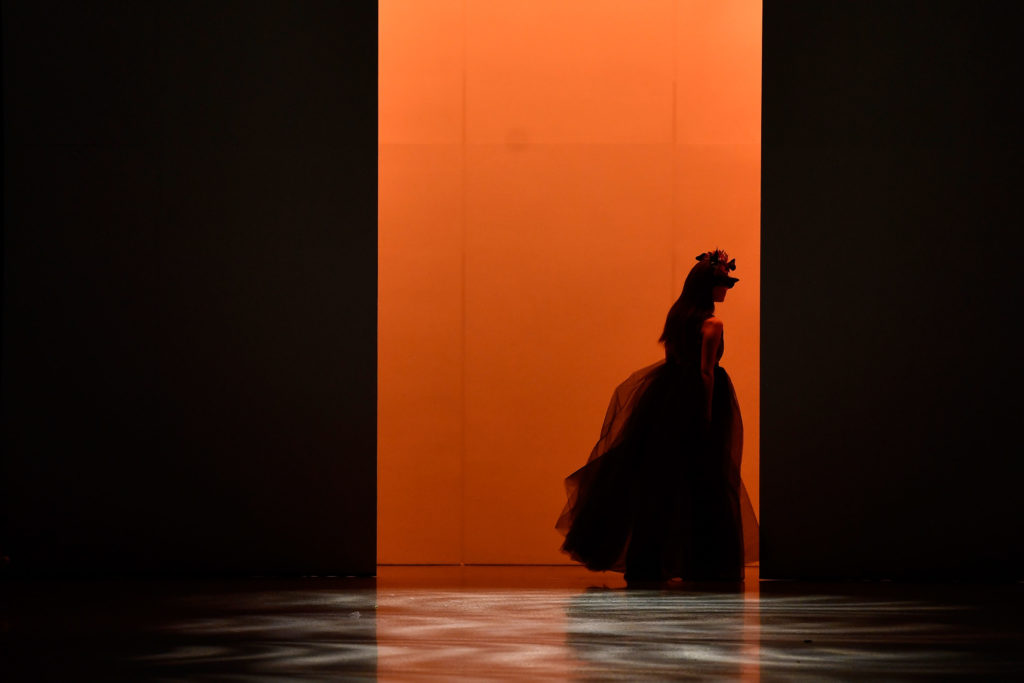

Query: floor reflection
left=136, top=587, right=378, bottom=677
left=0, top=578, right=379, bottom=680
left=1, top=567, right=1022, bottom=680
left=566, top=587, right=755, bottom=680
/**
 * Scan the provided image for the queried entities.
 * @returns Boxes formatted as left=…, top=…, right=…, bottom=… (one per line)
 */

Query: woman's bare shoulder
left=702, top=315, right=724, bottom=330
left=701, top=316, right=724, bottom=339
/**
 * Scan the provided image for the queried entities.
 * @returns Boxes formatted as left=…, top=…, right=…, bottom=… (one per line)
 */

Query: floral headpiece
left=695, top=248, right=736, bottom=271
left=695, top=248, right=739, bottom=287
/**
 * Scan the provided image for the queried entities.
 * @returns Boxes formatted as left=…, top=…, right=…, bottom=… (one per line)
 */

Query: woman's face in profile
left=712, top=284, right=728, bottom=302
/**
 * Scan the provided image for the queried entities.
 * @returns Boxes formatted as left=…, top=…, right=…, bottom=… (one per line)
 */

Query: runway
left=2, top=566, right=1022, bottom=680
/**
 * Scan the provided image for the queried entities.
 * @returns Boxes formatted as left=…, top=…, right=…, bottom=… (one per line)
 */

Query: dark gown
left=555, top=318, right=759, bottom=581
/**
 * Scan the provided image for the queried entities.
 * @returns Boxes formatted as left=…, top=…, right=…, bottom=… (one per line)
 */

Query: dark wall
left=1, top=1, right=377, bottom=575
left=762, top=1, right=1024, bottom=578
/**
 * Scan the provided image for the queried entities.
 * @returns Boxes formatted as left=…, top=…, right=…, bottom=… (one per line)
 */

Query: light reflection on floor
left=1, top=566, right=1022, bottom=680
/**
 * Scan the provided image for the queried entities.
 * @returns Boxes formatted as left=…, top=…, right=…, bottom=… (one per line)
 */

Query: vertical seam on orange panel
left=459, top=0, right=468, bottom=567
left=671, top=0, right=678, bottom=301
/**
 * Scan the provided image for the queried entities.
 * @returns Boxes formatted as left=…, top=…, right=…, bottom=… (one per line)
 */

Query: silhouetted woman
left=555, top=249, right=758, bottom=585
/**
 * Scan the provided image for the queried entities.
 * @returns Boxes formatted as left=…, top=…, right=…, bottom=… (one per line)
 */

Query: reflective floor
left=2, top=566, right=1023, bottom=680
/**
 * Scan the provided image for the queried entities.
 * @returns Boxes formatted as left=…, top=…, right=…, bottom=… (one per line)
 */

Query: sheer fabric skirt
left=556, top=359, right=758, bottom=581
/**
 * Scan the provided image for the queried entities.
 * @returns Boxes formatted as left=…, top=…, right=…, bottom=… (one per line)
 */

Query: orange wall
left=379, top=0, right=761, bottom=564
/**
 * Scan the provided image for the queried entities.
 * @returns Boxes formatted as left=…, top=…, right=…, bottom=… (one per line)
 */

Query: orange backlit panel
left=380, top=0, right=761, bottom=564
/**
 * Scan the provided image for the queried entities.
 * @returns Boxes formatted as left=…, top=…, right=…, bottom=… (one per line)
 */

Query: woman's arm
left=700, top=317, right=723, bottom=422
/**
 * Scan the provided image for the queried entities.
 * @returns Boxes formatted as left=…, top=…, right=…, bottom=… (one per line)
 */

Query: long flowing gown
left=555, top=318, right=758, bottom=581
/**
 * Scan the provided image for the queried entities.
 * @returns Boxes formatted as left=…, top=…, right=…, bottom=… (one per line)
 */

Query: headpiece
left=695, top=248, right=739, bottom=288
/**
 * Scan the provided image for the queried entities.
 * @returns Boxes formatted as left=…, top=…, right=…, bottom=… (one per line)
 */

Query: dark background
left=3, top=1, right=1021, bottom=579
left=2, top=0, right=377, bottom=575
left=762, top=0, right=1024, bottom=578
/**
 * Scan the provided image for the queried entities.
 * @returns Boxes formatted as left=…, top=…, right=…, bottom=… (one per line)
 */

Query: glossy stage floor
left=2, top=565, right=1023, bottom=680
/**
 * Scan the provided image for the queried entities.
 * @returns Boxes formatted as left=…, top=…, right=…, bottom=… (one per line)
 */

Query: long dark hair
left=658, top=257, right=720, bottom=363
